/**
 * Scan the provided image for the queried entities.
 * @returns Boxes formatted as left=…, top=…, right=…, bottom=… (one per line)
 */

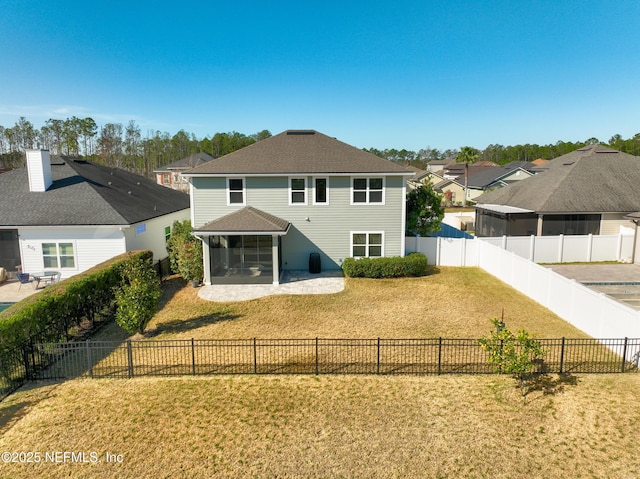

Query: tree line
left=2, top=115, right=639, bottom=175
left=0, top=116, right=271, bottom=176
left=364, top=134, right=640, bottom=169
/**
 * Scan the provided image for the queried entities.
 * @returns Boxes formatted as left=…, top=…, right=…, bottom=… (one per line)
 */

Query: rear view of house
left=183, top=130, right=414, bottom=285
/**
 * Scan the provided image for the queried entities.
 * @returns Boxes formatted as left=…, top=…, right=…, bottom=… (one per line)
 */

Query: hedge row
left=0, top=250, right=153, bottom=353
left=342, top=253, right=428, bottom=278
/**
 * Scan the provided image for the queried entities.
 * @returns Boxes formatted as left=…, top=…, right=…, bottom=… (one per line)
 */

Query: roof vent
left=287, top=130, right=315, bottom=135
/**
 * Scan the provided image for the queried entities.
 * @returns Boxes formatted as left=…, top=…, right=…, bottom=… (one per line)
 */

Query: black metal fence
left=16, top=337, right=640, bottom=383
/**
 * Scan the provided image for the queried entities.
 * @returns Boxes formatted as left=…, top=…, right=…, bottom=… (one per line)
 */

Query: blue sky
left=1, top=0, right=639, bottom=151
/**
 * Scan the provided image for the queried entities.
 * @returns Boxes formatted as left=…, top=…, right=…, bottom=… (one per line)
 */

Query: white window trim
left=350, top=177, right=386, bottom=205
left=289, top=177, right=308, bottom=205
left=227, top=177, right=246, bottom=206
left=350, top=231, right=385, bottom=258
left=42, top=241, right=77, bottom=270
left=312, top=177, right=329, bottom=205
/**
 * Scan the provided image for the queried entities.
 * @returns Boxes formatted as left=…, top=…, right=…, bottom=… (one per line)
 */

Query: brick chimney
left=25, top=149, right=53, bottom=192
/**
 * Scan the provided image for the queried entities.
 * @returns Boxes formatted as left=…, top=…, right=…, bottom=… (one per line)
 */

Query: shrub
left=114, top=254, right=162, bottom=334
left=0, top=250, right=154, bottom=372
left=167, top=219, right=203, bottom=283
left=342, top=253, right=428, bottom=278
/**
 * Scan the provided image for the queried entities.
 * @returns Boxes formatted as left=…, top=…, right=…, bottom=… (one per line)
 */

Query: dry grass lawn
left=1, top=374, right=639, bottom=478
left=2, top=267, right=631, bottom=479
left=107, top=267, right=590, bottom=341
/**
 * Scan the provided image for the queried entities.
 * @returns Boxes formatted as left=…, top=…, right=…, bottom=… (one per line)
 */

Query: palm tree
left=456, top=146, right=478, bottom=207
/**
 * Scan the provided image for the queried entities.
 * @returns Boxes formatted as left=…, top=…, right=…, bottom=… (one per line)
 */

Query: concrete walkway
left=198, top=270, right=345, bottom=302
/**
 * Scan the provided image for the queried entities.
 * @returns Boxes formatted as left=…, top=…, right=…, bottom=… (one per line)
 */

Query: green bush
left=342, top=253, right=428, bottom=278
left=0, top=250, right=153, bottom=354
left=114, top=254, right=162, bottom=334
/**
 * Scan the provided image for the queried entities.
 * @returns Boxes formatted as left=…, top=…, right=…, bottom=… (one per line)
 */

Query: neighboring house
left=442, top=161, right=498, bottom=181
left=425, top=159, right=451, bottom=174
left=474, top=144, right=640, bottom=237
left=183, top=130, right=414, bottom=285
left=0, top=150, right=190, bottom=278
left=154, top=152, right=214, bottom=192
left=464, top=161, right=536, bottom=198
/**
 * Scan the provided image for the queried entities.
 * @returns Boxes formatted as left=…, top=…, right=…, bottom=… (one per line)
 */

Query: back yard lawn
left=1, top=374, right=639, bottom=478
left=109, top=266, right=589, bottom=341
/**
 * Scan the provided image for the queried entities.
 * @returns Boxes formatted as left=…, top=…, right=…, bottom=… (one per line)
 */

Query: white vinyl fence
left=405, top=233, right=635, bottom=267
left=406, top=234, right=640, bottom=348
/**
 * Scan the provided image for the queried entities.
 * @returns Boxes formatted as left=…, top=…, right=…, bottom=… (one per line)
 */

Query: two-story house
left=183, top=130, right=414, bottom=285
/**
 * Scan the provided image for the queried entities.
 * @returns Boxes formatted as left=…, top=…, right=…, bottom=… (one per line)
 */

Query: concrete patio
left=198, top=270, right=345, bottom=302
left=0, top=278, right=43, bottom=303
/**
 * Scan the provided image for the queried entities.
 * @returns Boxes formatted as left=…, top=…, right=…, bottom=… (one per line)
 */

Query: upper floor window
left=289, top=178, right=307, bottom=205
left=227, top=178, right=245, bottom=205
left=352, top=177, right=384, bottom=204
left=313, top=177, right=329, bottom=205
left=42, top=242, right=75, bottom=269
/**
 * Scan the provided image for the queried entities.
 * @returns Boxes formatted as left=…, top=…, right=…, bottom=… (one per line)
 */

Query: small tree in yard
left=406, top=183, right=445, bottom=236
left=114, top=255, right=162, bottom=334
left=478, top=319, right=546, bottom=403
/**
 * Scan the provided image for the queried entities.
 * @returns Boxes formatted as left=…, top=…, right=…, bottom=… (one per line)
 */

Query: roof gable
left=184, top=130, right=412, bottom=175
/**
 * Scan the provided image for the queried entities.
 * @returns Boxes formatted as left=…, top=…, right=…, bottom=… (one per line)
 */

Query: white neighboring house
left=0, top=150, right=190, bottom=279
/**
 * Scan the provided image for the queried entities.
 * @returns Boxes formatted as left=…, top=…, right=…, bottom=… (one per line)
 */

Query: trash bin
left=309, top=253, right=321, bottom=274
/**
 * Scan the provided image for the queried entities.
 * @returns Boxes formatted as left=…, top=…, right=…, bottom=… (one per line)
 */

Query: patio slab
left=198, top=270, right=345, bottom=302
left=0, top=279, right=43, bottom=303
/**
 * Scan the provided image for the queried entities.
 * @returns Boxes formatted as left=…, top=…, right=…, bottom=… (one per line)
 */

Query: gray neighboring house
left=154, top=152, right=215, bottom=192
left=0, top=150, right=190, bottom=278
left=183, top=130, right=414, bottom=285
left=475, top=144, right=640, bottom=237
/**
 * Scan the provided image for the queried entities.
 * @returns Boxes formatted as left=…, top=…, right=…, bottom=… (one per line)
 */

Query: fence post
left=621, top=337, right=628, bottom=373
left=437, top=337, right=442, bottom=375
left=315, top=337, right=319, bottom=375
left=126, top=340, right=134, bottom=378
left=253, top=338, right=257, bottom=374
left=22, top=343, right=31, bottom=381
left=86, top=340, right=93, bottom=379
left=191, top=338, right=196, bottom=375
left=377, top=338, right=380, bottom=374
left=559, top=337, right=565, bottom=374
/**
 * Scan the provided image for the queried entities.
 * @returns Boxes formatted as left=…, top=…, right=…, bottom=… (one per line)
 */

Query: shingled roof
left=0, top=157, right=190, bottom=226
left=476, top=145, right=640, bottom=213
left=153, top=152, right=214, bottom=172
left=194, top=207, right=290, bottom=234
left=183, top=130, right=413, bottom=175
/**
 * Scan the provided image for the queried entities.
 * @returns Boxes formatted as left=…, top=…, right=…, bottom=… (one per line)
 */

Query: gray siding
left=191, top=175, right=406, bottom=270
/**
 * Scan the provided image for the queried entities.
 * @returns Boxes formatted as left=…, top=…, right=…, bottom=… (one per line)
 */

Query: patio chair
left=17, top=273, right=34, bottom=290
